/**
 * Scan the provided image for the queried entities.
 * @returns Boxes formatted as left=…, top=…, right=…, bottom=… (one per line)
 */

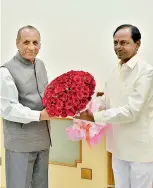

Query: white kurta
left=94, top=54, right=153, bottom=162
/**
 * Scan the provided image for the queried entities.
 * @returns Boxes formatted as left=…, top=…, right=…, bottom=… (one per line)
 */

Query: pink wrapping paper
left=66, top=94, right=111, bottom=146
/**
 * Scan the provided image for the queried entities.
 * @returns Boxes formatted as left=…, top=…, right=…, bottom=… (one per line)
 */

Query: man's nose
left=116, top=43, right=124, bottom=50
left=116, top=43, right=122, bottom=49
left=28, top=43, right=35, bottom=50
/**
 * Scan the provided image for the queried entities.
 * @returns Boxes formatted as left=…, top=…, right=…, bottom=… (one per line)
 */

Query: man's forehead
left=20, top=28, right=40, bottom=40
left=114, top=28, right=132, bottom=40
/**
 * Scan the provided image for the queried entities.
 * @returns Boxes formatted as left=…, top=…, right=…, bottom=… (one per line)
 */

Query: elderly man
left=0, top=25, right=52, bottom=188
left=77, top=24, right=153, bottom=188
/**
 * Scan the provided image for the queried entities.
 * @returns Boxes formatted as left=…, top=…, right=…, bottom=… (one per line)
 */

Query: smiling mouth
left=27, top=53, right=34, bottom=55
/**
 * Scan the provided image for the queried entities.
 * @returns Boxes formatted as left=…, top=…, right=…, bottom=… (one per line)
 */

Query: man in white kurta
left=78, top=24, right=153, bottom=188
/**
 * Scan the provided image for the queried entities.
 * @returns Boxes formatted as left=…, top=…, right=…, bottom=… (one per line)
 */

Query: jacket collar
left=15, top=51, right=36, bottom=65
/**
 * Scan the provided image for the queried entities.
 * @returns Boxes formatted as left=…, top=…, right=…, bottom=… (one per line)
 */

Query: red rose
left=78, top=103, right=86, bottom=110
left=65, top=100, right=73, bottom=109
left=61, top=110, right=67, bottom=118
left=60, top=93, right=67, bottom=101
left=55, top=108, right=62, bottom=115
left=42, top=98, right=47, bottom=106
left=81, top=98, right=88, bottom=105
left=65, top=79, right=72, bottom=86
left=83, top=91, right=89, bottom=97
left=54, top=84, right=63, bottom=93
left=90, top=91, right=94, bottom=96
left=46, top=106, right=55, bottom=116
left=77, top=92, right=84, bottom=99
left=72, top=97, right=80, bottom=106
left=84, top=74, right=92, bottom=84
left=73, top=75, right=83, bottom=83
left=82, top=86, right=89, bottom=92
left=70, top=84, right=77, bottom=92
left=76, top=85, right=83, bottom=91
left=66, top=109, right=75, bottom=116
left=51, top=92, right=57, bottom=98
left=50, top=98, right=57, bottom=104
left=56, top=100, right=64, bottom=108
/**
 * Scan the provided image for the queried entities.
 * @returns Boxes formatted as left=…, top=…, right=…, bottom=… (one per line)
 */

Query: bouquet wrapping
left=66, top=94, right=111, bottom=146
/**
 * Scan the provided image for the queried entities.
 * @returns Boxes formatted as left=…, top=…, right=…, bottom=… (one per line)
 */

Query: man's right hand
left=40, top=109, right=53, bottom=121
left=74, top=110, right=95, bottom=122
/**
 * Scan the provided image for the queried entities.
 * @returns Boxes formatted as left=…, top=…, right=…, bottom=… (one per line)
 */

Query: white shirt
left=93, top=54, right=153, bottom=162
left=0, top=66, right=52, bottom=124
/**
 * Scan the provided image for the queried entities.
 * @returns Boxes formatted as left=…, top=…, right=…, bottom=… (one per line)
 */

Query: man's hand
left=75, top=110, right=95, bottom=122
left=40, top=109, right=53, bottom=121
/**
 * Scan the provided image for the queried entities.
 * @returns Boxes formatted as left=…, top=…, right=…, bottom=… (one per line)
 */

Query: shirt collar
left=118, top=54, right=139, bottom=69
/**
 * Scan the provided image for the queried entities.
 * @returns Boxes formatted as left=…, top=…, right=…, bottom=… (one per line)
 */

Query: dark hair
left=16, top=25, right=40, bottom=41
left=113, top=24, right=141, bottom=43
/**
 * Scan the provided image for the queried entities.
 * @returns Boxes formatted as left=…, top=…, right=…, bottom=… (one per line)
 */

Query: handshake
left=40, top=108, right=94, bottom=122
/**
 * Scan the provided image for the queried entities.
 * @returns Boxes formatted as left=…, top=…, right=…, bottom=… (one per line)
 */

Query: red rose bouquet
left=42, top=70, right=96, bottom=117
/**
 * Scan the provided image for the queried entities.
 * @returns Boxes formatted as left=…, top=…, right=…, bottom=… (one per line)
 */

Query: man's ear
left=136, top=40, right=141, bottom=51
left=16, top=39, right=19, bottom=49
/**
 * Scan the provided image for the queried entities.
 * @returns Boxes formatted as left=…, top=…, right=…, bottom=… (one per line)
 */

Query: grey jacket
left=1, top=52, right=50, bottom=152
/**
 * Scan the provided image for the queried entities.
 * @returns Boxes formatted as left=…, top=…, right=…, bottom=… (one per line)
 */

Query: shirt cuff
left=93, top=111, right=104, bottom=124
left=31, top=111, right=41, bottom=122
